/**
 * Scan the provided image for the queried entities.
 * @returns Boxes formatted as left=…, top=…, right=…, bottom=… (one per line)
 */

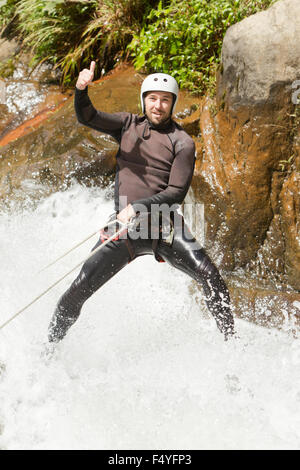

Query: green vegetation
left=0, top=0, right=158, bottom=86
left=15, top=0, right=98, bottom=84
left=0, top=0, right=278, bottom=91
left=0, top=0, right=17, bottom=28
left=128, top=0, right=278, bottom=93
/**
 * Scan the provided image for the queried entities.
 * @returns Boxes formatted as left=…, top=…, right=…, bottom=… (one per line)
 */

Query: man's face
left=144, top=91, right=174, bottom=125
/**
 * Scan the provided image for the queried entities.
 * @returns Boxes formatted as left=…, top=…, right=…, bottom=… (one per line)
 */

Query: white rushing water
left=0, top=183, right=300, bottom=450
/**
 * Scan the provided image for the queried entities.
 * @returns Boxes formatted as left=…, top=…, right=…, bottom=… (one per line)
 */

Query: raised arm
left=76, top=61, right=96, bottom=90
left=74, top=62, right=131, bottom=141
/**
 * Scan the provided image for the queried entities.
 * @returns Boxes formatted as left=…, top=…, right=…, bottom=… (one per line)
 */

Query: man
left=48, top=62, right=235, bottom=343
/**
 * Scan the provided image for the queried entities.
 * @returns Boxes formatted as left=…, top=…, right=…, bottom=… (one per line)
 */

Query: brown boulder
left=186, top=0, right=300, bottom=293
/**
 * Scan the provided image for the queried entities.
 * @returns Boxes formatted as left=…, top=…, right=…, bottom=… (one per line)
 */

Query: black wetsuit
left=48, top=88, right=235, bottom=342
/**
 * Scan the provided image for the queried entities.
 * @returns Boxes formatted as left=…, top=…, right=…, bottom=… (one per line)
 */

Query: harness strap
left=100, top=212, right=175, bottom=264
left=152, top=238, right=165, bottom=263
left=100, top=225, right=135, bottom=261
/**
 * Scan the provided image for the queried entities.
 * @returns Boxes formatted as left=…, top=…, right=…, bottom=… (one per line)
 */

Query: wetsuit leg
left=156, top=219, right=235, bottom=339
left=48, top=236, right=133, bottom=343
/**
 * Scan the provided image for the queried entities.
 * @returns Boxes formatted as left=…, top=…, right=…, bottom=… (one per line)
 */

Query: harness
left=99, top=212, right=175, bottom=262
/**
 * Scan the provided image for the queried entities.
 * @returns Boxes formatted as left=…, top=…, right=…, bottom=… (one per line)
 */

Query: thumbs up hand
left=76, top=61, right=96, bottom=90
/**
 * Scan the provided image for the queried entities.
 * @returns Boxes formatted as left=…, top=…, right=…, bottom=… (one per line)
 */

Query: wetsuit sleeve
left=74, top=87, right=131, bottom=142
left=131, top=138, right=196, bottom=212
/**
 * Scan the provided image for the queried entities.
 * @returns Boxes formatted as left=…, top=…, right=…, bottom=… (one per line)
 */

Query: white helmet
left=140, top=73, right=179, bottom=114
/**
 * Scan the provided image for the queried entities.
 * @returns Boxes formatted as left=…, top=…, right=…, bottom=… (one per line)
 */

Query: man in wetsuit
left=48, top=61, right=235, bottom=343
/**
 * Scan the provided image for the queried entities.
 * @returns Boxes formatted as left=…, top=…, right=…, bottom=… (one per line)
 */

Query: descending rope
left=38, top=219, right=119, bottom=273
left=0, top=220, right=131, bottom=332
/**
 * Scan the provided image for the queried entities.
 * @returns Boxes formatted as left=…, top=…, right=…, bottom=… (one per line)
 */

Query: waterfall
left=0, top=183, right=300, bottom=450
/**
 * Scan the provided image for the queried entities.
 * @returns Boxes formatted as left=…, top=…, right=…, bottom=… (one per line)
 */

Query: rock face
left=0, top=38, right=68, bottom=141
left=218, top=0, right=300, bottom=107
left=188, top=0, right=300, bottom=294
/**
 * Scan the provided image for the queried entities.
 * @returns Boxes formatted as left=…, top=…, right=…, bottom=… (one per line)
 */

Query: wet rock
left=190, top=0, right=300, bottom=293
left=227, top=276, right=300, bottom=333
left=189, top=275, right=300, bottom=334
left=0, top=39, right=69, bottom=143
left=280, top=164, right=300, bottom=289
left=0, top=102, right=15, bottom=135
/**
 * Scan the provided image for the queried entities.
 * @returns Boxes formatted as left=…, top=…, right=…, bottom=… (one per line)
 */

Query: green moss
left=0, top=58, right=15, bottom=78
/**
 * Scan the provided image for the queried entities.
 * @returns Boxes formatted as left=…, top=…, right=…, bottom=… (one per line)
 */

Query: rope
left=0, top=220, right=130, bottom=332
left=38, top=218, right=119, bottom=273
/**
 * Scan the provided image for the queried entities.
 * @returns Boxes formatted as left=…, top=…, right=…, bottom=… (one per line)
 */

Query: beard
left=146, top=110, right=172, bottom=128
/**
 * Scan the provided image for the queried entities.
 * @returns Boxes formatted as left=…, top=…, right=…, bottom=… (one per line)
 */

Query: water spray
left=0, top=219, right=131, bottom=332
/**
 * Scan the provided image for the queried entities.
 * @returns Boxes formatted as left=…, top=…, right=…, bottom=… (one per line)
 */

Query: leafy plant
left=59, top=0, right=158, bottom=86
left=127, top=0, right=278, bottom=94
left=0, top=0, right=278, bottom=89
left=0, top=0, right=18, bottom=22
left=278, top=155, right=294, bottom=172
left=15, top=0, right=98, bottom=80
left=1, top=0, right=159, bottom=87
left=0, top=0, right=20, bottom=36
